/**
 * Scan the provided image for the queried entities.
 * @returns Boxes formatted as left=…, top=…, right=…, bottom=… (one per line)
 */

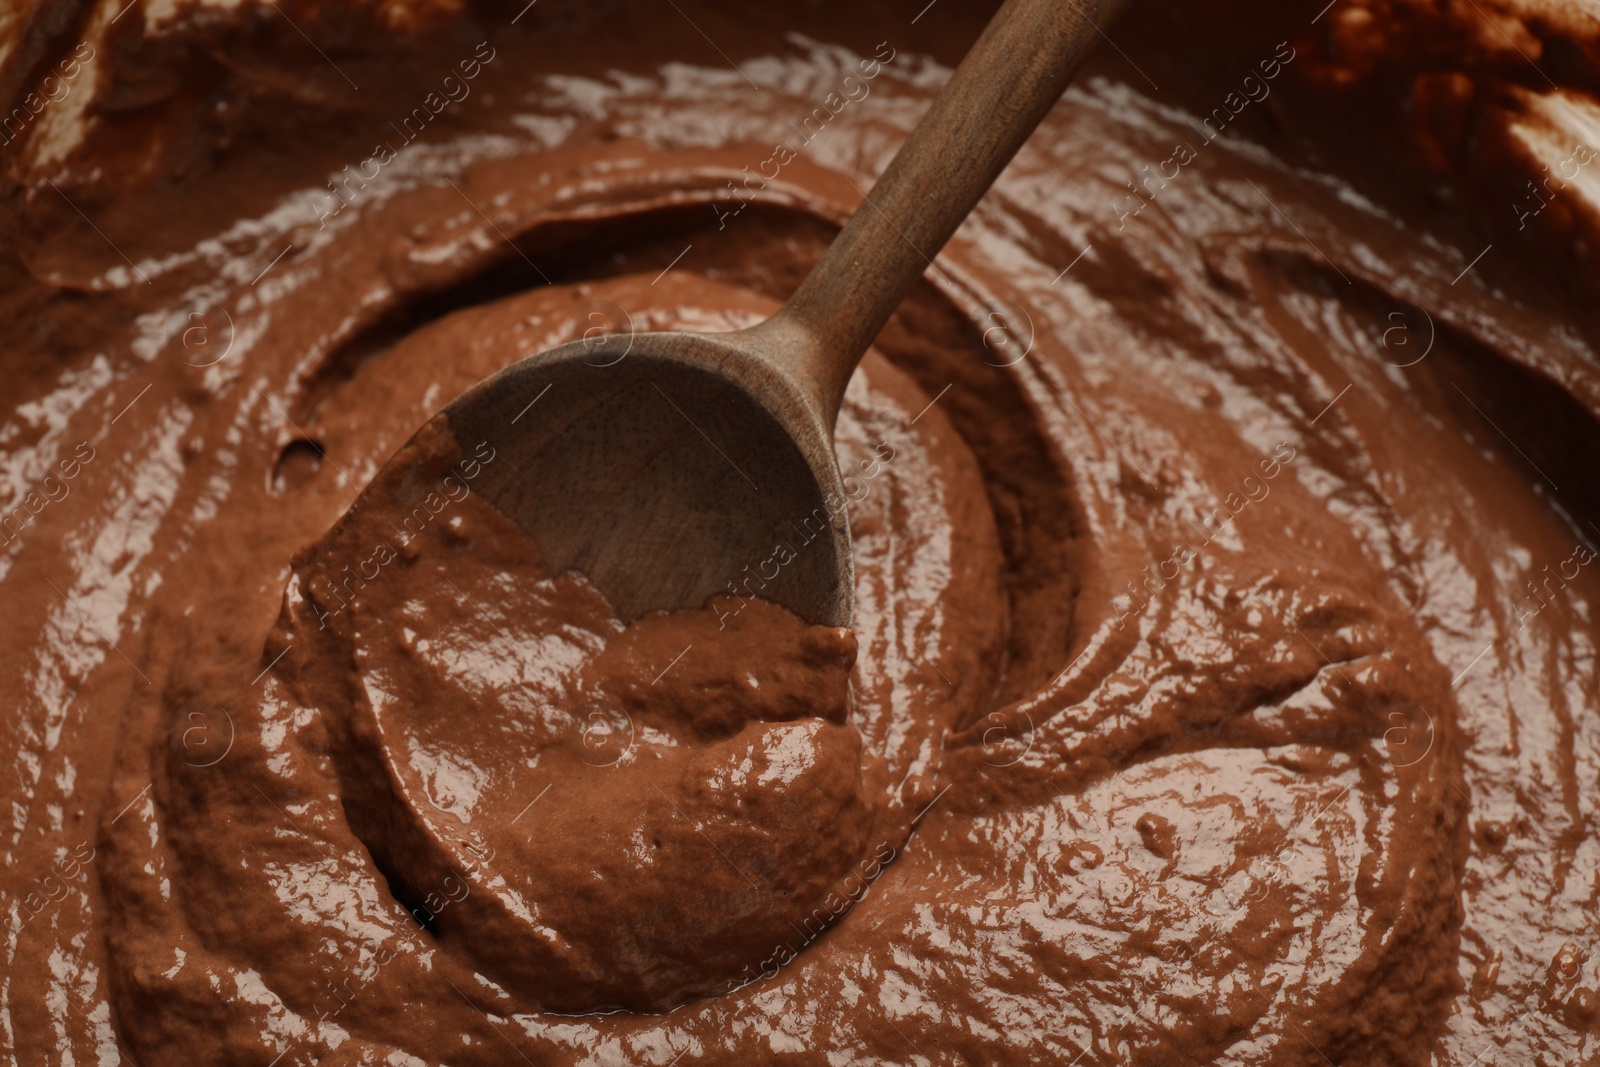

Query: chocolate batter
left=2, top=1, right=1598, bottom=1064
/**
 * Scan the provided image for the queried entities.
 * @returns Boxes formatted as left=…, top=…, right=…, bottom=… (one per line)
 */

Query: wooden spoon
left=447, top=0, right=1127, bottom=626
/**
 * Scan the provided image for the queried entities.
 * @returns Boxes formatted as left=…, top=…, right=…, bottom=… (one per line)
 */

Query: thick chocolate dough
left=284, top=416, right=878, bottom=1014
left=1, top=1, right=1597, bottom=1065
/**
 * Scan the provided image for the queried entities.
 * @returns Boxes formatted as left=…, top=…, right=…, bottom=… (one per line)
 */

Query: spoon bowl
left=444, top=324, right=854, bottom=626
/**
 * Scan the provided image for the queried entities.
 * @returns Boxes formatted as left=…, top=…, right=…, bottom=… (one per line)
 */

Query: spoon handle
left=761, top=0, right=1129, bottom=426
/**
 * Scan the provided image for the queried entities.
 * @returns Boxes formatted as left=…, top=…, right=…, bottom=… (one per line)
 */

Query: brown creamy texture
left=3, top=1, right=1600, bottom=1064
left=286, top=417, right=879, bottom=1015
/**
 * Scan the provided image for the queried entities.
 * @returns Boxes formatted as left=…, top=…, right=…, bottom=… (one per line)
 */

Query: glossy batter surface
left=2, top=2, right=1598, bottom=1065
